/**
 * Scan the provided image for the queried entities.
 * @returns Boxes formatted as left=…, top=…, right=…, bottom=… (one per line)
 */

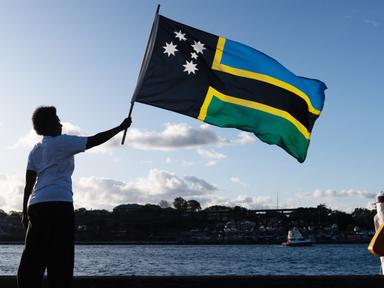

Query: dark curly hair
left=32, top=106, right=58, bottom=135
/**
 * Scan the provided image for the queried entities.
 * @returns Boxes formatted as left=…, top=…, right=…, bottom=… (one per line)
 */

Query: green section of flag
left=203, top=95, right=310, bottom=163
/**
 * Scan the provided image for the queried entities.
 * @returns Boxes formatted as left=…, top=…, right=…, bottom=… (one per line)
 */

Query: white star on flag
left=191, top=52, right=198, bottom=59
left=191, top=41, right=206, bottom=54
left=183, top=60, right=198, bottom=75
left=174, top=30, right=187, bottom=41
left=163, top=42, right=178, bottom=57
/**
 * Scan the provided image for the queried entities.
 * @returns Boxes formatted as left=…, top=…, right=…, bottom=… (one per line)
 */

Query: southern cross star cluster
left=162, top=29, right=206, bottom=75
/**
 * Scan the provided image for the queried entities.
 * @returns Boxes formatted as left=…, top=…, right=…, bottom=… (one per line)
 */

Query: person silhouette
left=374, top=191, right=384, bottom=274
left=17, top=106, right=131, bottom=288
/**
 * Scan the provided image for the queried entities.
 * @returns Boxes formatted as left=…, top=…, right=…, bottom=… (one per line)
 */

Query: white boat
left=282, top=227, right=312, bottom=246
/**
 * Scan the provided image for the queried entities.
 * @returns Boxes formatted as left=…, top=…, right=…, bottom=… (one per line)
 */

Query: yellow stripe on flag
left=198, top=86, right=311, bottom=139
left=212, top=37, right=320, bottom=116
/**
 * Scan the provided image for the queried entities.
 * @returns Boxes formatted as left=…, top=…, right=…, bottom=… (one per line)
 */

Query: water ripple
left=0, top=244, right=380, bottom=276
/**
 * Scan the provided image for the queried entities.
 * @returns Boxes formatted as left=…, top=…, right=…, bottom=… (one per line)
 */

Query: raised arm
left=85, top=117, right=132, bottom=150
left=22, top=170, right=37, bottom=229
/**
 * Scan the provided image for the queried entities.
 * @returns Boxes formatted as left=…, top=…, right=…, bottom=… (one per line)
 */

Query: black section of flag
left=212, top=72, right=318, bottom=132
left=135, top=16, right=316, bottom=132
left=135, top=16, right=218, bottom=119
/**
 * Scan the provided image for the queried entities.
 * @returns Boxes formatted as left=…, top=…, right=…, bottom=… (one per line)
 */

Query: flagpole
left=120, top=102, right=134, bottom=145
left=121, top=4, right=160, bottom=145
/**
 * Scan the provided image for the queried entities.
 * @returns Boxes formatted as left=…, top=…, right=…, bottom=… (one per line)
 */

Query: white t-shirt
left=377, top=203, right=384, bottom=226
left=375, top=202, right=384, bottom=274
left=27, top=134, right=87, bottom=206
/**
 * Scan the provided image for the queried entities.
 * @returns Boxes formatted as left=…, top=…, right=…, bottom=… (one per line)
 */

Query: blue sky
left=0, top=0, right=383, bottom=212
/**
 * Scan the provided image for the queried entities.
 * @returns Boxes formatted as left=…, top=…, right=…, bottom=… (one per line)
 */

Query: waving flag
left=132, top=14, right=326, bottom=163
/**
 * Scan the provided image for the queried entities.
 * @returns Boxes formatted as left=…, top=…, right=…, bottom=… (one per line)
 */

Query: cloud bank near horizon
left=0, top=171, right=376, bottom=213
left=0, top=170, right=274, bottom=212
left=298, top=189, right=376, bottom=199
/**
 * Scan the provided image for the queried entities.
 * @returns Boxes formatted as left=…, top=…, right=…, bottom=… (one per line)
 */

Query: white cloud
left=10, top=129, right=41, bottom=149
left=123, top=123, right=227, bottom=150
left=109, top=123, right=256, bottom=155
left=11, top=122, right=257, bottom=155
left=202, top=195, right=273, bottom=210
left=205, top=160, right=217, bottom=167
left=293, top=188, right=376, bottom=212
left=121, top=123, right=256, bottom=151
left=230, top=176, right=247, bottom=187
left=232, top=132, right=256, bottom=144
left=299, top=188, right=375, bottom=199
left=163, top=157, right=194, bottom=167
left=181, top=161, right=194, bottom=167
left=3, top=172, right=374, bottom=213
left=72, top=169, right=218, bottom=210
left=0, top=172, right=345, bottom=213
left=233, top=195, right=273, bottom=209
left=344, top=15, right=381, bottom=28
left=139, top=160, right=154, bottom=165
left=165, top=157, right=173, bottom=164
left=0, top=174, right=24, bottom=212
left=72, top=170, right=275, bottom=211
left=0, top=170, right=220, bottom=212
left=364, top=19, right=380, bottom=27
left=62, top=122, right=84, bottom=135
left=197, top=147, right=226, bottom=166
left=197, top=147, right=226, bottom=159
left=184, top=175, right=217, bottom=191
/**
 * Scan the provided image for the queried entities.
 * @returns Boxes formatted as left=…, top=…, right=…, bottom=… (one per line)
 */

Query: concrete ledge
left=1, top=275, right=383, bottom=288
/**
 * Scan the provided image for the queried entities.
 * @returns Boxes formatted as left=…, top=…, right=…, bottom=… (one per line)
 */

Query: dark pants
left=17, top=202, right=75, bottom=288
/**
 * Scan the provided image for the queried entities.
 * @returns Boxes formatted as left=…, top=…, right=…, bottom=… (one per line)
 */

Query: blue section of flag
left=220, top=39, right=326, bottom=111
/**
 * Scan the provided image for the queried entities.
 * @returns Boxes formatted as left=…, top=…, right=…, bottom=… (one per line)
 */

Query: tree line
left=0, top=198, right=377, bottom=243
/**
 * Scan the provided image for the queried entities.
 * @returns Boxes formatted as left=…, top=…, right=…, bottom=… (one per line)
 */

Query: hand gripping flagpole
left=121, top=5, right=160, bottom=145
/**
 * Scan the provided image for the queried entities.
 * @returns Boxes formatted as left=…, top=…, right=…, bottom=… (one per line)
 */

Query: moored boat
left=282, top=227, right=312, bottom=246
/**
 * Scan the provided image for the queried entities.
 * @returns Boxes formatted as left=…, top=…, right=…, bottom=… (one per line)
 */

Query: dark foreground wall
left=0, top=275, right=383, bottom=288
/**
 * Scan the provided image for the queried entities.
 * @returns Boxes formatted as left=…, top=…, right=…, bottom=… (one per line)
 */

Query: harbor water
left=0, top=244, right=380, bottom=276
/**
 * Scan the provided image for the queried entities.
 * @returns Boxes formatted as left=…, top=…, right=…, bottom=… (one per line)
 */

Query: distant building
left=113, top=204, right=142, bottom=214
left=203, top=206, right=232, bottom=224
